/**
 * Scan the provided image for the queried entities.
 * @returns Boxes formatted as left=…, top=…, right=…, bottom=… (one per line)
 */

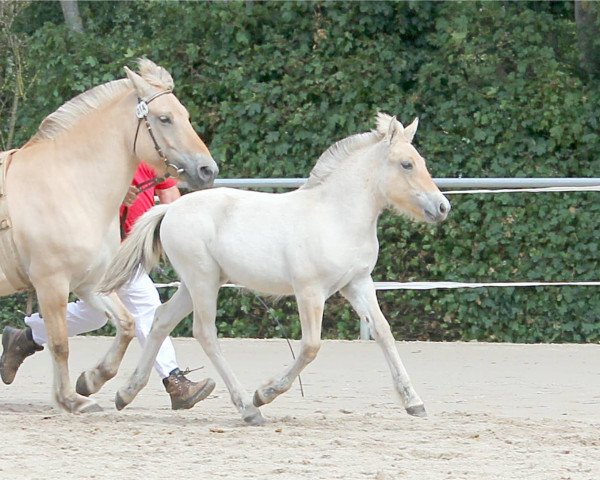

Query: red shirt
left=119, top=162, right=176, bottom=236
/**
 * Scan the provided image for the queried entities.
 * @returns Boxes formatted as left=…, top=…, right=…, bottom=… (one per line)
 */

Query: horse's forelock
left=137, top=58, right=174, bottom=90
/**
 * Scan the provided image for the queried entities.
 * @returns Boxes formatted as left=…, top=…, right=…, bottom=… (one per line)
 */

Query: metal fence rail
left=212, top=177, right=600, bottom=190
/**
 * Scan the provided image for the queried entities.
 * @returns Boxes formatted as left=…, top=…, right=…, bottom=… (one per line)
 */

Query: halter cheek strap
left=132, top=89, right=185, bottom=179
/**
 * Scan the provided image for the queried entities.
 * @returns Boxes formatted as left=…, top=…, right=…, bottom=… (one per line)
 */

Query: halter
left=132, top=90, right=184, bottom=179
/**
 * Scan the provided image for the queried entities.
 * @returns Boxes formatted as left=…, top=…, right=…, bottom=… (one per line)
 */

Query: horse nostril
left=439, top=202, right=448, bottom=215
left=198, top=165, right=215, bottom=181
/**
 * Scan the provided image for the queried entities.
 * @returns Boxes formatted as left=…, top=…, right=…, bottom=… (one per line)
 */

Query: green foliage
left=0, top=1, right=598, bottom=343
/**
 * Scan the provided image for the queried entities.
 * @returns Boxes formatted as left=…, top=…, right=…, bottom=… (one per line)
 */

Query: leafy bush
left=0, top=1, right=598, bottom=343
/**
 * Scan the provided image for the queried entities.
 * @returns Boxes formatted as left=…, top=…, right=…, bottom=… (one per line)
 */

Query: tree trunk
left=60, top=0, right=84, bottom=33
left=575, top=0, right=600, bottom=77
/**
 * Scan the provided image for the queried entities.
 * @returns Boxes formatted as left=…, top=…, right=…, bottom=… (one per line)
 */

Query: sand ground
left=0, top=337, right=598, bottom=480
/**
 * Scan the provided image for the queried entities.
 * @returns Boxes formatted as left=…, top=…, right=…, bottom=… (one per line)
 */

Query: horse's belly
left=222, top=263, right=294, bottom=296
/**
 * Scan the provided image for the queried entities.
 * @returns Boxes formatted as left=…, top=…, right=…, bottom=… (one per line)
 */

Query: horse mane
left=303, top=112, right=398, bottom=189
left=27, top=58, right=174, bottom=145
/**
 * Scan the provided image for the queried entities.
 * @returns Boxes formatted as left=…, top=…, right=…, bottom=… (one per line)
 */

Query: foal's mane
left=27, top=58, right=174, bottom=145
left=303, top=112, right=397, bottom=189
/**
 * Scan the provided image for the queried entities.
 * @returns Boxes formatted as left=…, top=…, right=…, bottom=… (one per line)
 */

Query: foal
left=101, top=113, right=450, bottom=424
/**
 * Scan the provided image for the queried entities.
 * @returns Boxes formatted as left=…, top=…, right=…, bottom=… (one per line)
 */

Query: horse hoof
left=79, top=402, right=103, bottom=414
left=115, top=391, right=129, bottom=411
left=76, top=372, right=93, bottom=397
left=243, top=410, right=266, bottom=426
left=406, top=404, right=427, bottom=418
left=252, top=390, right=265, bottom=407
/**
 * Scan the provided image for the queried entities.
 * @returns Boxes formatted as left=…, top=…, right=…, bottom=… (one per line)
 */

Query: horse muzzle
left=422, top=194, right=451, bottom=223
left=180, top=156, right=219, bottom=190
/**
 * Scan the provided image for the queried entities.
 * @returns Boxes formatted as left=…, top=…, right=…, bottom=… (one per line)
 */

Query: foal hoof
left=253, top=390, right=266, bottom=407
left=243, top=410, right=266, bottom=426
left=406, top=404, right=427, bottom=418
left=115, top=391, right=129, bottom=411
left=79, top=402, right=103, bottom=414
left=76, top=372, right=93, bottom=397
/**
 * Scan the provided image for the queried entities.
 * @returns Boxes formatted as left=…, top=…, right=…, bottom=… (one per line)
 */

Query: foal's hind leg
left=75, top=293, right=135, bottom=397
left=190, top=283, right=264, bottom=425
left=341, top=276, right=426, bottom=417
left=115, top=283, right=193, bottom=410
left=35, top=279, right=101, bottom=413
left=253, top=289, right=324, bottom=407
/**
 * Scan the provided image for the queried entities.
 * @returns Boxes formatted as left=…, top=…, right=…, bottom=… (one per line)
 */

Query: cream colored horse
left=0, top=59, right=218, bottom=413
left=101, top=113, right=449, bottom=424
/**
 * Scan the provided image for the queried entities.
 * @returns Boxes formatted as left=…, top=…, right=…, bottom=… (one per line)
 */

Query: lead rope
left=119, top=175, right=166, bottom=240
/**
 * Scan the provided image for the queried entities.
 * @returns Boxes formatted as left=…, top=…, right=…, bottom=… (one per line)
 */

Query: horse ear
left=384, top=116, right=404, bottom=144
left=403, top=117, right=419, bottom=143
left=124, top=66, right=154, bottom=99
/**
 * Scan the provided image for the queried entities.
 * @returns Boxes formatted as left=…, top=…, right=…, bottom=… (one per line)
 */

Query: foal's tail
left=99, top=204, right=170, bottom=293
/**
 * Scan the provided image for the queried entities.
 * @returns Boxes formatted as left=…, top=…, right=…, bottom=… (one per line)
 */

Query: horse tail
left=99, top=204, right=170, bottom=293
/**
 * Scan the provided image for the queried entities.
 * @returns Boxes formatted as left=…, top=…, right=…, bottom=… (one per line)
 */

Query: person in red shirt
left=1, top=163, right=215, bottom=409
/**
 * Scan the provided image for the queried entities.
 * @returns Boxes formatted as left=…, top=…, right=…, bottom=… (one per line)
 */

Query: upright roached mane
left=101, top=112, right=450, bottom=425
left=28, top=59, right=175, bottom=146
left=303, top=112, right=403, bottom=189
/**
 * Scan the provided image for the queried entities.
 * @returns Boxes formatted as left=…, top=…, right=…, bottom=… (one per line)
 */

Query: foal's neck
left=313, top=142, right=387, bottom=225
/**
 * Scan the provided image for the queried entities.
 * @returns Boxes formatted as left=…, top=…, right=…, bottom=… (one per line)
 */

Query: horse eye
left=401, top=161, right=413, bottom=170
left=159, top=115, right=172, bottom=124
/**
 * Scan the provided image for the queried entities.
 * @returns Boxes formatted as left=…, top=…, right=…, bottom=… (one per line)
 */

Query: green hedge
left=1, top=1, right=598, bottom=342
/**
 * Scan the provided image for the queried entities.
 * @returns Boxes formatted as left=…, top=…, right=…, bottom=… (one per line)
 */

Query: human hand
left=123, top=185, right=140, bottom=206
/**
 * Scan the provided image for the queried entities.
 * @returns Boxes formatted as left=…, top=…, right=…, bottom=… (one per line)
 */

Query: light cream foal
left=102, top=113, right=449, bottom=424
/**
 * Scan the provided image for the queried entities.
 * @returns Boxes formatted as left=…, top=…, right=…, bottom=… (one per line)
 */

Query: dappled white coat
left=102, top=113, right=450, bottom=424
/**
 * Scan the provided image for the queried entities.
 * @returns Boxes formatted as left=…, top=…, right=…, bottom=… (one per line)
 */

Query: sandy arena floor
left=0, top=337, right=598, bottom=479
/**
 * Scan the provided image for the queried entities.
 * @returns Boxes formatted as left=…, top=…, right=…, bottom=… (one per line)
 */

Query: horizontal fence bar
left=210, top=177, right=600, bottom=190
left=374, top=281, right=600, bottom=290
left=155, top=280, right=600, bottom=290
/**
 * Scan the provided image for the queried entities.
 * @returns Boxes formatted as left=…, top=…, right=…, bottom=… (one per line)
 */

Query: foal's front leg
left=341, top=276, right=426, bottom=417
left=253, top=290, right=324, bottom=408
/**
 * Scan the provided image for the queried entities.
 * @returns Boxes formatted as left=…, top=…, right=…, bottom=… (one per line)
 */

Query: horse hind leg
left=189, top=281, right=264, bottom=425
left=35, top=279, right=101, bottom=413
left=115, top=282, right=193, bottom=410
left=253, top=290, right=324, bottom=408
left=75, top=293, right=135, bottom=397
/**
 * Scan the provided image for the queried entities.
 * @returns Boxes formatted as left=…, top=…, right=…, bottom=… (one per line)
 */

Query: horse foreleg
left=341, top=276, right=426, bottom=417
left=75, top=293, right=135, bottom=397
left=35, top=281, right=101, bottom=413
left=253, top=290, right=324, bottom=408
left=115, top=283, right=193, bottom=410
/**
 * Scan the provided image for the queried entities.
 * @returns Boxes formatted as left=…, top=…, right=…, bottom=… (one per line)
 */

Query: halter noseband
left=132, top=90, right=184, bottom=179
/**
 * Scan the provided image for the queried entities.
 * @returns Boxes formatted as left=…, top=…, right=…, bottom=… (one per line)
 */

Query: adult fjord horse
left=0, top=59, right=218, bottom=413
left=102, top=113, right=449, bottom=424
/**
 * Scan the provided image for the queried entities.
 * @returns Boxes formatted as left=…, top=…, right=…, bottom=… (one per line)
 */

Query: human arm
left=156, top=185, right=181, bottom=205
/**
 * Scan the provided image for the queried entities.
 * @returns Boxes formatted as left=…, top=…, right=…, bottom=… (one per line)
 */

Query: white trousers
left=25, top=271, right=178, bottom=379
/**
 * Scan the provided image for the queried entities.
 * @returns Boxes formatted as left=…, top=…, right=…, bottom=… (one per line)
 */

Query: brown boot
left=163, top=368, right=215, bottom=410
left=0, top=326, right=44, bottom=384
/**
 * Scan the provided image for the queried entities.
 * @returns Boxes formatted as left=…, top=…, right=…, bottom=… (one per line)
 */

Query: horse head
left=376, top=113, right=450, bottom=223
left=125, top=59, right=218, bottom=190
